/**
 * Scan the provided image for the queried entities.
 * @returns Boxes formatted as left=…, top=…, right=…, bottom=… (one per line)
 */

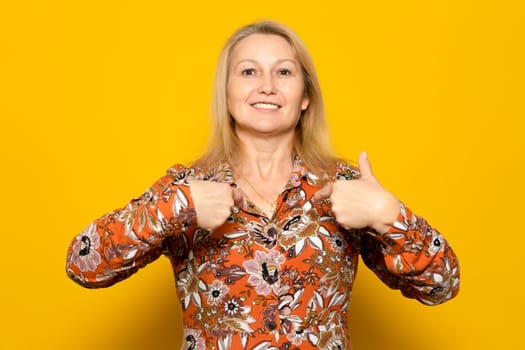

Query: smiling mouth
left=251, top=102, right=280, bottom=110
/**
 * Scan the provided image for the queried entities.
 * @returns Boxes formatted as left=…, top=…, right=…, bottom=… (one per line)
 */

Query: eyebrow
left=233, top=59, right=299, bottom=69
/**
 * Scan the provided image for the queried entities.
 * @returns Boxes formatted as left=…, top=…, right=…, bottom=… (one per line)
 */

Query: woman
left=66, top=21, right=459, bottom=350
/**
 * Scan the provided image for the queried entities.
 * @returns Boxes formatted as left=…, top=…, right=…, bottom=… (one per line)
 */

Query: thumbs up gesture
left=189, top=180, right=244, bottom=231
left=312, top=152, right=401, bottom=233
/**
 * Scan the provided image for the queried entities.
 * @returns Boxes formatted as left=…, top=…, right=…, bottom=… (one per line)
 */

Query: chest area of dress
left=179, top=198, right=360, bottom=285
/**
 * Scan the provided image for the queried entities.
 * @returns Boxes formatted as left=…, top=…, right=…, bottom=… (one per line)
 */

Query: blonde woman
left=66, top=21, right=459, bottom=350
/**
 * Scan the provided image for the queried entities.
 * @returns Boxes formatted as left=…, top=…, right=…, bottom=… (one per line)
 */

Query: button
left=268, top=321, right=277, bottom=330
left=433, top=238, right=441, bottom=246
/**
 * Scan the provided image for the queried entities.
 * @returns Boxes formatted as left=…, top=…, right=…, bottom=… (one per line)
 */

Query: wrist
left=371, top=194, right=401, bottom=234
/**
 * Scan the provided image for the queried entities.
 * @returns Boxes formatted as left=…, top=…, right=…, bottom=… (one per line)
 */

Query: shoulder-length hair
left=195, top=20, right=339, bottom=174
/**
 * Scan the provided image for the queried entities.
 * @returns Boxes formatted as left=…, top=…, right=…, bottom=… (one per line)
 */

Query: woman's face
left=227, top=34, right=309, bottom=138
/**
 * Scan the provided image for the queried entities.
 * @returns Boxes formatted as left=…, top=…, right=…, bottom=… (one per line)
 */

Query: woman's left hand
left=312, top=152, right=401, bottom=234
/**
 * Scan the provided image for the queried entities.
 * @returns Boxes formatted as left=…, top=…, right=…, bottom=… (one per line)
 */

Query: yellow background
left=1, top=0, right=523, bottom=349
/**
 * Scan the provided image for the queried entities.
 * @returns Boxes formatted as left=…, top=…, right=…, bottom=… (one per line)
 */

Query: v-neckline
left=229, top=156, right=305, bottom=219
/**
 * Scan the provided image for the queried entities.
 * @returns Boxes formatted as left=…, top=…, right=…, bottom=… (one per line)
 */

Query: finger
left=358, top=152, right=374, bottom=179
left=312, top=183, right=333, bottom=203
left=232, top=187, right=244, bottom=207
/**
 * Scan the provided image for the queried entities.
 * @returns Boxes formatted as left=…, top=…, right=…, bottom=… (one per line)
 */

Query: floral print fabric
left=66, top=159, right=459, bottom=350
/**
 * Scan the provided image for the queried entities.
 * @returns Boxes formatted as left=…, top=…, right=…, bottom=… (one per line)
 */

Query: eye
left=278, top=69, right=292, bottom=76
left=241, top=68, right=256, bottom=76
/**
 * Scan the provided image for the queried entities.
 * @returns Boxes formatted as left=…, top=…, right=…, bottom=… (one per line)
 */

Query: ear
left=301, top=96, right=310, bottom=111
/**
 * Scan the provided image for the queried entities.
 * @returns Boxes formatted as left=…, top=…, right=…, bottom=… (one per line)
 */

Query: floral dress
left=66, top=159, right=460, bottom=350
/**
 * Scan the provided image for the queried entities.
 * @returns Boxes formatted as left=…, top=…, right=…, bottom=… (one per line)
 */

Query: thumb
left=232, top=187, right=244, bottom=207
left=312, top=182, right=333, bottom=203
left=358, top=152, right=374, bottom=179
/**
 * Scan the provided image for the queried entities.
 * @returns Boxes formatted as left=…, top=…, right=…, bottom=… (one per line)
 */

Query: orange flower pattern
left=66, top=159, right=459, bottom=350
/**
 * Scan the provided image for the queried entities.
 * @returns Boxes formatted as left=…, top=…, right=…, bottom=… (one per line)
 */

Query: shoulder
left=296, top=159, right=360, bottom=184
left=165, top=162, right=234, bottom=183
left=165, top=164, right=194, bottom=183
left=332, top=161, right=361, bottom=181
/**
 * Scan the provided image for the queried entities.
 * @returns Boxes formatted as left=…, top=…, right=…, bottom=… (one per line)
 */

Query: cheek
left=227, top=81, right=249, bottom=105
left=226, top=83, right=238, bottom=113
left=285, top=79, right=306, bottom=101
left=288, top=85, right=307, bottom=107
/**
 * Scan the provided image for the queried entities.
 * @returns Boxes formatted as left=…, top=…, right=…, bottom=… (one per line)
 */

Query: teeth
left=253, top=102, right=279, bottom=109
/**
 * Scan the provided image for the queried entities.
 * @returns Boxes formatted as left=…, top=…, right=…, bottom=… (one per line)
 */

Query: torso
left=164, top=160, right=361, bottom=350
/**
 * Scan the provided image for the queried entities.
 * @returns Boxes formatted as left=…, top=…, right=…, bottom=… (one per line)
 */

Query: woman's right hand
left=189, top=180, right=243, bottom=231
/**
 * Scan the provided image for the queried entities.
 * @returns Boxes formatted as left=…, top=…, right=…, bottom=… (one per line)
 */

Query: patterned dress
left=66, top=159, right=459, bottom=350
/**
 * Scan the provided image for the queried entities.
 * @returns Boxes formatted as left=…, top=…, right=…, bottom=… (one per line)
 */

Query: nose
left=257, top=73, right=277, bottom=95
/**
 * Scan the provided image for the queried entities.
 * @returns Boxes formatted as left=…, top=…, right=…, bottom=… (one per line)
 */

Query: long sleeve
left=360, top=204, right=460, bottom=305
left=66, top=165, right=197, bottom=288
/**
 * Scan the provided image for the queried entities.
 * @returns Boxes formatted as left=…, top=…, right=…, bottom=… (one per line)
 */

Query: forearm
left=66, top=171, right=196, bottom=288
left=362, top=204, right=460, bottom=305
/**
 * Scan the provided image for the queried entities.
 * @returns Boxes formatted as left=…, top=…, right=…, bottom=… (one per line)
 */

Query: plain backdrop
left=1, top=1, right=523, bottom=349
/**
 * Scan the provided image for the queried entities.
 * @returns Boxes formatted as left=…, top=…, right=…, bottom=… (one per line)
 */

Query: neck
left=235, top=133, right=294, bottom=179
left=233, top=131, right=295, bottom=217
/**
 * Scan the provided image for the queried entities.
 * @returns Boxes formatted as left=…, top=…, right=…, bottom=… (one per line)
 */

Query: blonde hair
left=195, top=20, right=339, bottom=174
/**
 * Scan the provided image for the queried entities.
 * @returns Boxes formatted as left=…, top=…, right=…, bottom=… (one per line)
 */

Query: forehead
left=229, top=34, right=297, bottom=63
